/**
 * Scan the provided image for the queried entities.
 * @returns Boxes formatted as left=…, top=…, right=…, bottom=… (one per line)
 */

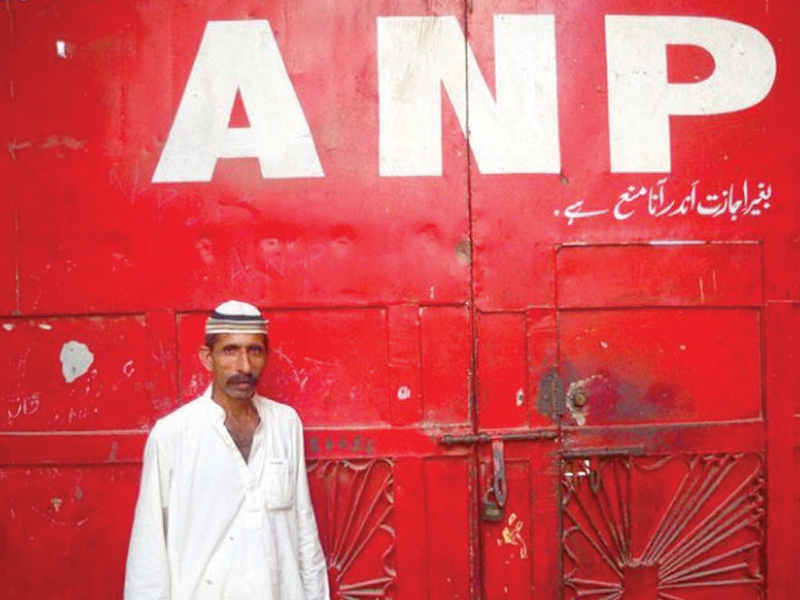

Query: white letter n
left=378, top=15, right=560, bottom=176
left=152, top=20, right=323, bottom=183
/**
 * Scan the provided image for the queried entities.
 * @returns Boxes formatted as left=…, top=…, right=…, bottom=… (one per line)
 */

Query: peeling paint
left=60, top=341, right=94, bottom=383
left=2, top=323, right=14, bottom=331
left=38, top=323, right=53, bottom=330
left=515, top=388, right=524, bottom=407
left=56, top=40, right=67, bottom=58
left=396, top=385, right=412, bottom=401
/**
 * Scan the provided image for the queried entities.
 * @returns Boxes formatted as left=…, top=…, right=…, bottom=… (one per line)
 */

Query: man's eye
left=248, top=346, right=264, bottom=355
left=223, top=347, right=237, bottom=355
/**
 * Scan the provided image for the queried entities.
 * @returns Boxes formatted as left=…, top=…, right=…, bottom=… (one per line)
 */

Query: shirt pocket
left=263, top=458, right=295, bottom=510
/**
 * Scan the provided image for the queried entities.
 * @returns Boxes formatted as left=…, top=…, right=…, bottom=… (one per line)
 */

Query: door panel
left=559, top=308, right=761, bottom=426
left=558, top=243, right=769, bottom=599
left=478, top=441, right=561, bottom=599
left=563, top=453, right=764, bottom=600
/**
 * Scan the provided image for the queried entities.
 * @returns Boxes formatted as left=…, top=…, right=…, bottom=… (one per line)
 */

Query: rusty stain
left=565, top=377, right=598, bottom=426
left=535, top=368, right=563, bottom=421
left=454, top=238, right=471, bottom=265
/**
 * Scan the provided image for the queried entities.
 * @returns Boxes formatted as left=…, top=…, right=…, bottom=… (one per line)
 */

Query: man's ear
left=198, top=345, right=213, bottom=372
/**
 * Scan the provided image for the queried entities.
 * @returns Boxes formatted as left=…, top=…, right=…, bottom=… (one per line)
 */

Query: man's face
left=199, top=333, right=267, bottom=402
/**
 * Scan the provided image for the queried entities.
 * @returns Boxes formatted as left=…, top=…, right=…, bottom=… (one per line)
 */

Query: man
left=125, top=300, right=330, bottom=600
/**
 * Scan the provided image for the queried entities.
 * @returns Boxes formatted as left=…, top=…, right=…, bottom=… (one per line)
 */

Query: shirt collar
left=201, top=385, right=268, bottom=422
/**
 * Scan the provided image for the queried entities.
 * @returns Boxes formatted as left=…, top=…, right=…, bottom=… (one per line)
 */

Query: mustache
left=226, top=374, right=257, bottom=386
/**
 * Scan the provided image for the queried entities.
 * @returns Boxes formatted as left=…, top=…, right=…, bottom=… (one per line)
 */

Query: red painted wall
left=2, top=1, right=798, bottom=597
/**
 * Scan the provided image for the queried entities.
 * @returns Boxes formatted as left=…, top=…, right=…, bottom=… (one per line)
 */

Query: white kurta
left=125, top=388, right=330, bottom=600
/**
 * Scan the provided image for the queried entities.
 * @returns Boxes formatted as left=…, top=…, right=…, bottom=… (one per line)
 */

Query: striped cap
left=205, top=300, right=269, bottom=335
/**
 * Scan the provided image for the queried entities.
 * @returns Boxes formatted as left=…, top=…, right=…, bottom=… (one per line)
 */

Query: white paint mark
left=38, top=323, right=53, bottom=330
left=2, top=323, right=14, bottom=331
left=515, top=388, right=524, bottom=407
left=122, top=359, right=135, bottom=378
left=600, top=341, right=609, bottom=349
left=56, top=40, right=67, bottom=58
left=397, top=385, right=412, bottom=401
left=499, top=512, right=528, bottom=559
left=41, top=136, right=85, bottom=151
left=679, top=344, right=687, bottom=351
left=60, top=341, right=94, bottom=383
left=648, top=239, right=706, bottom=246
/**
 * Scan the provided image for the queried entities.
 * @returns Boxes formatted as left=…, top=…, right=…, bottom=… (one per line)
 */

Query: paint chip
left=2, top=323, right=14, bottom=331
left=396, top=385, right=411, bottom=401
left=38, top=323, right=53, bottom=330
left=56, top=40, right=67, bottom=58
left=60, top=341, right=94, bottom=383
left=600, top=341, right=608, bottom=349
left=515, top=388, right=524, bottom=407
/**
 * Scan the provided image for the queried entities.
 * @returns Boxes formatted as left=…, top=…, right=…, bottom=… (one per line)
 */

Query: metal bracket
left=439, top=430, right=558, bottom=446
left=562, top=445, right=645, bottom=458
left=491, top=439, right=507, bottom=507
left=481, top=440, right=507, bottom=522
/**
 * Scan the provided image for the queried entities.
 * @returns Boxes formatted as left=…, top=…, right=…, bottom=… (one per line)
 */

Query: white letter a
left=152, top=20, right=323, bottom=183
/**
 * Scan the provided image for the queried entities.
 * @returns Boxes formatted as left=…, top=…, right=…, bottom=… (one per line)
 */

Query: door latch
left=439, top=430, right=557, bottom=522
left=481, top=439, right=507, bottom=522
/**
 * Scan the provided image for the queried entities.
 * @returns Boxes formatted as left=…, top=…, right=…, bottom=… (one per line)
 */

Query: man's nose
left=236, top=350, right=253, bottom=373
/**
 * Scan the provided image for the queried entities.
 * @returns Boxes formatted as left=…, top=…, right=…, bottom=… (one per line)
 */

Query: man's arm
left=293, top=415, right=331, bottom=600
left=125, top=424, right=172, bottom=600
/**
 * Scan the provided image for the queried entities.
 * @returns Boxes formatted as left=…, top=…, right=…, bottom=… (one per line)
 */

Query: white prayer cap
left=205, top=300, right=269, bottom=335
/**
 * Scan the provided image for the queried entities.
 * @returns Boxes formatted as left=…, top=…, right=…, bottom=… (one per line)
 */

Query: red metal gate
left=2, top=0, right=798, bottom=598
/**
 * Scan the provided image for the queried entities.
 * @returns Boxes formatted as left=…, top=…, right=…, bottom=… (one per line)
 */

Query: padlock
left=482, top=496, right=505, bottom=522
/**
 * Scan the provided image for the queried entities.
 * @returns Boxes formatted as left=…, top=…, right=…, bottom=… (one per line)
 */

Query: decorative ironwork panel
left=562, top=454, right=765, bottom=599
left=308, top=459, right=395, bottom=600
